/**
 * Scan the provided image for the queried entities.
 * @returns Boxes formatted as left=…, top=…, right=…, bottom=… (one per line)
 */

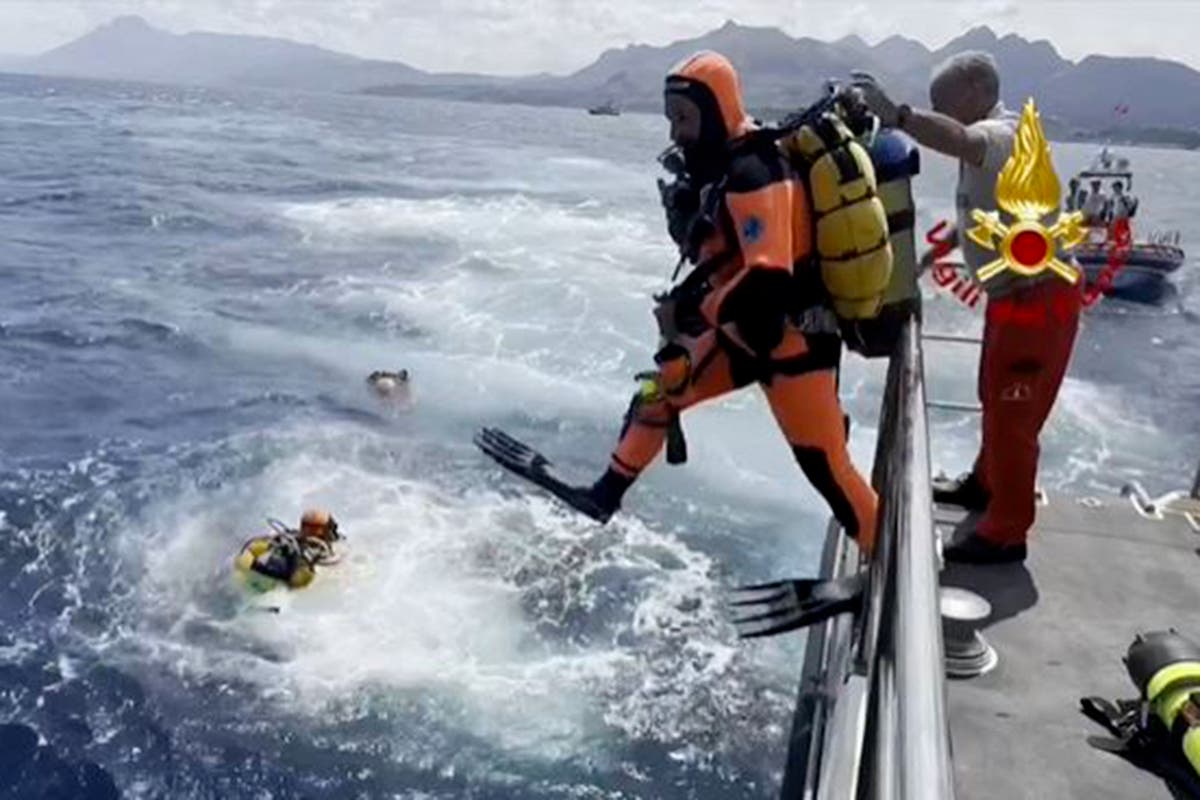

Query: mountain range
left=9, top=15, right=1200, bottom=141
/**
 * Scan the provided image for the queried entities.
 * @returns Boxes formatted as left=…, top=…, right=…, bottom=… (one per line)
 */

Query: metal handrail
left=816, top=676, right=870, bottom=800
left=923, top=332, right=984, bottom=415
left=892, top=321, right=956, bottom=799
left=778, top=317, right=956, bottom=800
left=926, top=400, right=982, bottom=414
left=781, top=518, right=851, bottom=800
left=921, top=332, right=982, bottom=345
left=860, top=319, right=956, bottom=800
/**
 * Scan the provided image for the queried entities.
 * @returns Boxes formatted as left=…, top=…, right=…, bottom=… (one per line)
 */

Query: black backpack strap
left=1081, top=696, right=1143, bottom=740
left=673, top=187, right=739, bottom=299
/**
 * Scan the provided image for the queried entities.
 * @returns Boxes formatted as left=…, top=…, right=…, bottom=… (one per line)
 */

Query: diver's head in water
left=929, top=51, right=1000, bottom=126
left=299, top=508, right=340, bottom=542
left=367, top=369, right=412, bottom=405
left=663, top=51, right=751, bottom=183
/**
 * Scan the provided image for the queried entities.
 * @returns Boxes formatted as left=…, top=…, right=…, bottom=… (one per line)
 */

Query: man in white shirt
left=854, top=52, right=1082, bottom=564
left=1082, top=178, right=1109, bottom=225
left=1111, top=181, right=1138, bottom=221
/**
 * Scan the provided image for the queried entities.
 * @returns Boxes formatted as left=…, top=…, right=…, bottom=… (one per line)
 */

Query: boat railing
left=781, top=316, right=956, bottom=799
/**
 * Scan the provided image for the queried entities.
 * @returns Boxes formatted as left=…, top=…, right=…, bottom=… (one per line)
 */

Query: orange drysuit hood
left=665, top=51, right=753, bottom=143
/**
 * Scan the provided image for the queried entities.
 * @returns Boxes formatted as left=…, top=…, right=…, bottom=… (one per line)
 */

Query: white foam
left=1049, top=377, right=1165, bottom=491
left=119, top=423, right=780, bottom=759
left=278, top=194, right=663, bottom=262
left=267, top=192, right=672, bottom=388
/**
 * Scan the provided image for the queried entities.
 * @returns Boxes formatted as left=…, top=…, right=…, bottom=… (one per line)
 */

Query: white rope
left=1120, top=482, right=1198, bottom=530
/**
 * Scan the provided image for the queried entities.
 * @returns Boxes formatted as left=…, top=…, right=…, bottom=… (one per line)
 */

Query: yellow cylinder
left=840, top=129, right=921, bottom=357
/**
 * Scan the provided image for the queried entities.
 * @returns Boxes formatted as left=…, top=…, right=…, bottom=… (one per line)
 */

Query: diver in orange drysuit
left=477, top=52, right=877, bottom=554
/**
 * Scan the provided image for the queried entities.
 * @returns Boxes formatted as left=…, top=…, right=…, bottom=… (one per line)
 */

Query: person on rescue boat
left=854, top=53, right=1081, bottom=564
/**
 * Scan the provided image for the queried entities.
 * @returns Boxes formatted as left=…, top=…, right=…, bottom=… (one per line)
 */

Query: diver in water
left=478, top=51, right=878, bottom=555
left=234, top=508, right=342, bottom=590
left=367, top=369, right=409, bottom=396
left=367, top=369, right=413, bottom=410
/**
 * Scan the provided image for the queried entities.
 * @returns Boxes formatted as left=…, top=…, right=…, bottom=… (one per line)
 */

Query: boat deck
left=937, top=492, right=1200, bottom=800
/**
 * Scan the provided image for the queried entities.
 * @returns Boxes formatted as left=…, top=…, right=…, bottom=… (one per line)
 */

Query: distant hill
left=368, top=21, right=1200, bottom=138
left=930, top=27, right=1072, bottom=112
left=1038, top=55, right=1200, bottom=129
left=22, top=15, right=437, bottom=92
left=15, top=16, right=1200, bottom=141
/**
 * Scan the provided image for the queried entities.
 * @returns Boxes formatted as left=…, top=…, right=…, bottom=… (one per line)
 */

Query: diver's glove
left=721, top=269, right=794, bottom=356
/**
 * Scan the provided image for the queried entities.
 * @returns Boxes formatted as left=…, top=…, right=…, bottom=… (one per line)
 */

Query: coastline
left=362, top=85, right=1200, bottom=153
left=4, top=67, right=1195, bottom=154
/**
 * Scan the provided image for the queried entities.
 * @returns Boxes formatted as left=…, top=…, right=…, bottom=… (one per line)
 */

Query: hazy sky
left=3, top=0, right=1199, bottom=75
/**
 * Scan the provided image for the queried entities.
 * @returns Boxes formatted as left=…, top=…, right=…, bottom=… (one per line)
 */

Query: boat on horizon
left=587, top=100, right=620, bottom=116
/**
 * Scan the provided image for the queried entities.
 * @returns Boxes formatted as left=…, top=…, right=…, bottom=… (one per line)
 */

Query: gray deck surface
left=937, top=493, right=1200, bottom=800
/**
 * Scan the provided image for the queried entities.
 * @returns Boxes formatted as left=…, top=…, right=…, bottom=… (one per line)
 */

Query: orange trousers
left=974, top=279, right=1081, bottom=545
left=609, top=325, right=877, bottom=550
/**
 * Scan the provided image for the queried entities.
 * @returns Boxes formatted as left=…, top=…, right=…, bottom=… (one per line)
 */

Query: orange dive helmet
left=299, top=508, right=341, bottom=541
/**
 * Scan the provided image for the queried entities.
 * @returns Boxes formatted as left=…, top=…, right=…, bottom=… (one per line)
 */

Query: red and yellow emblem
left=968, top=99, right=1084, bottom=284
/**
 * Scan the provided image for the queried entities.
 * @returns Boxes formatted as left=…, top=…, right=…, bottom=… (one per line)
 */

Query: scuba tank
left=774, top=84, right=919, bottom=358
left=779, top=105, right=892, bottom=329
left=847, top=129, right=921, bottom=358
left=1082, top=629, right=1200, bottom=792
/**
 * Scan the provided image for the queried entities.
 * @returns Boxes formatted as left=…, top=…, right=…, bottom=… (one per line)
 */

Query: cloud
left=972, top=0, right=1021, bottom=20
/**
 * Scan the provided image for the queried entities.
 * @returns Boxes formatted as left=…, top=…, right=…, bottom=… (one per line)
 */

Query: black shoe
left=943, top=533, right=1027, bottom=564
left=932, top=472, right=990, bottom=511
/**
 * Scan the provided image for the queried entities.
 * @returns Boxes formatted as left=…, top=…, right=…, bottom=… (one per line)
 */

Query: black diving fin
left=474, top=427, right=614, bottom=523
left=728, top=573, right=866, bottom=639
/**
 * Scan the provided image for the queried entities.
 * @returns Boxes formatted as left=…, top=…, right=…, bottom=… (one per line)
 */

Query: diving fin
left=728, top=573, right=865, bottom=639
left=474, top=427, right=615, bottom=523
